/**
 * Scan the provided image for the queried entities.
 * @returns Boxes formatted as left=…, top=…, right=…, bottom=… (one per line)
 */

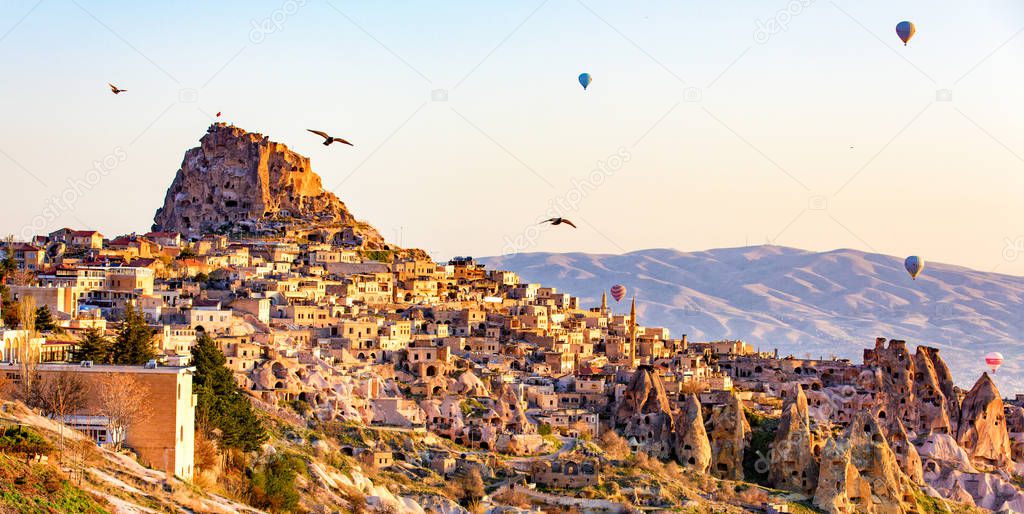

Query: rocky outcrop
left=450, top=369, right=489, bottom=397
left=956, top=373, right=1012, bottom=471
left=706, top=392, right=750, bottom=480
left=770, top=386, right=819, bottom=494
left=614, top=366, right=676, bottom=459
left=153, top=123, right=385, bottom=247
left=813, top=412, right=918, bottom=514
left=493, top=383, right=535, bottom=434
left=863, top=338, right=958, bottom=437
left=673, top=393, right=710, bottom=472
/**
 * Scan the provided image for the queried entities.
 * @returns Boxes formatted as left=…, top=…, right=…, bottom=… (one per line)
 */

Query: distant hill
left=482, top=246, right=1024, bottom=392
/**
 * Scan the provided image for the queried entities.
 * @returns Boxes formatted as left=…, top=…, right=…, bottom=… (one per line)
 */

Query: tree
left=456, top=468, right=485, bottom=506
left=192, top=333, right=266, bottom=451
left=599, top=429, right=631, bottom=460
left=96, top=374, right=152, bottom=450
left=0, top=235, right=16, bottom=282
left=248, top=452, right=303, bottom=512
left=13, top=297, right=40, bottom=406
left=0, top=285, right=19, bottom=327
left=37, top=371, right=89, bottom=458
left=34, top=305, right=55, bottom=332
left=73, top=327, right=113, bottom=364
left=111, top=303, right=157, bottom=365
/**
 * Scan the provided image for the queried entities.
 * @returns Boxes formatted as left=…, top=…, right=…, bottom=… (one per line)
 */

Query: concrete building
left=6, top=363, right=197, bottom=482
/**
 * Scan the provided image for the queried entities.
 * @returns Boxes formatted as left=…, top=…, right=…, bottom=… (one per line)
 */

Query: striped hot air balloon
left=985, top=352, right=1004, bottom=373
left=610, top=284, right=626, bottom=303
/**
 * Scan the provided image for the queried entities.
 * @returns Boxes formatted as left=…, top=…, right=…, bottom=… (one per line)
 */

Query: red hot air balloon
left=610, top=284, right=626, bottom=303
left=216, top=112, right=222, bottom=118
left=985, top=352, right=1004, bottom=373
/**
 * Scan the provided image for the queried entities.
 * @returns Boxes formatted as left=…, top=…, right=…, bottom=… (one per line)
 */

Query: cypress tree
left=192, top=332, right=266, bottom=451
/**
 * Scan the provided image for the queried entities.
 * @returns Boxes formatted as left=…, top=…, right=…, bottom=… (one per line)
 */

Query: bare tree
left=96, top=374, right=152, bottom=450
left=13, top=296, right=41, bottom=406
left=37, top=371, right=89, bottom=460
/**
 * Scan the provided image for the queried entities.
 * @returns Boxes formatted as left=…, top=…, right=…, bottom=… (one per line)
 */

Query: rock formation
left=674, top=393, right=710, bottom=472
left=882, top=417, right=923, bottom=485
left=153, top=123, right=385, bottom=247
left=770, top=385, right=819, bottom=494
left=493, top=383, right=535, bottom=434
left=813, top=412, right=917, bottom=514
left=956, top=373, right=1012, bottom=471
left=706, top=391, right=750, bottom=480
left=614, top=366, right=677, bottom=459
left=863, top=338, right=958, bottom=437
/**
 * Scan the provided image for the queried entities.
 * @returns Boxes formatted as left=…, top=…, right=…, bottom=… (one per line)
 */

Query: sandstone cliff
left=153, top=123, right=385, bottom=247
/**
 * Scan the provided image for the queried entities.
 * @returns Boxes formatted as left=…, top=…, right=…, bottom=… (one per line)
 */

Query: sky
left=1, top=1, right=1023, bottom=273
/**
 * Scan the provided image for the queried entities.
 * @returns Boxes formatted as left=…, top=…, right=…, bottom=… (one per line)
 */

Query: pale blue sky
left=1, top=1, right=1023, bottom=272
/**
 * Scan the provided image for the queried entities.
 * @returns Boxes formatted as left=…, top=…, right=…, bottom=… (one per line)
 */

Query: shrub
left=0, top=425, right=53, bottom=462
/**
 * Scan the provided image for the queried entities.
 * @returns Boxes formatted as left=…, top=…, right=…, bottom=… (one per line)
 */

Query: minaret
left=600, top=292, right=607, bottom=315
left=629, top=297, right=637, bottom=365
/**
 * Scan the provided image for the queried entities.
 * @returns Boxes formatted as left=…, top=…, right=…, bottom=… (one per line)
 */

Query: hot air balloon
left=578, top=73, right=592, bottom=90
left=216, top=112, right=222, bottom=118
left=896, top=21, right=915, bottom=46
left=985, top=352, right=1004, bottom=373
left=610, top=284, right=626, bottom=303
left=904, top=256, right=924, bottom=280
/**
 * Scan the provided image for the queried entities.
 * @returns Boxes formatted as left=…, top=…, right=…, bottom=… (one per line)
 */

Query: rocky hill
left=153, top=123, right=385, bottom=248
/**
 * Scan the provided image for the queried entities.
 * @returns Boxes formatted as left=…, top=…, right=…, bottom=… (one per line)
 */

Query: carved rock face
left=770, top=386, right=819, bottom=494
left=813, top=412, right=917, bottom=514
left=956, top=373, right=1013, bottom=471
left=153, top=123, right=384, bottom=247
left=614, top=366, right=676, bottom=460
left=674, top=393, right=711, bottom=472
left=863, top=340, right=958, bottom=438
left=706, top=392, right=750, bottom=480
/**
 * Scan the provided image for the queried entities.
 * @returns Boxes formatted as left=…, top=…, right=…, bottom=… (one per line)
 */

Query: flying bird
left=108, top=83, right=127, bottom=94
left=307, top=129, right=353, bottom=146
left=541, top=217, right=577, bottom=228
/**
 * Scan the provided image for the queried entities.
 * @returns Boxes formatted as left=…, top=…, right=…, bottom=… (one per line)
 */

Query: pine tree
left=73, top=327, right=112, bottom=364
left=192, top=332, right=266, bottom=451
left=111, top=303, right=157, bottom=365
left=34, top=305, right=55, bottom=332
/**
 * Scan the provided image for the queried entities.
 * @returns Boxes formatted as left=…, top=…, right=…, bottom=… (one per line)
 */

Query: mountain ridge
left=482, top=245, right=1024, bottom=392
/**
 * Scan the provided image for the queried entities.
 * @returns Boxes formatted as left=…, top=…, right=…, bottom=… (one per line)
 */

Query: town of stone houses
left=2, top=124, right=1023, bottom=514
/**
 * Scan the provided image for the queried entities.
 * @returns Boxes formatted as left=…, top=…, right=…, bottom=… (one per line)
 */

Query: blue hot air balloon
left=904, top=255, right=924, bottom=280
left=578, top=73, right=592, bottom=90
left=896, top=21, right=916, bottom=46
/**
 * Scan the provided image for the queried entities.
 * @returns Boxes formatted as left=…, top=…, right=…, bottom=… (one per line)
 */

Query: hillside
left=482, top=246, right=1024, bottom=391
